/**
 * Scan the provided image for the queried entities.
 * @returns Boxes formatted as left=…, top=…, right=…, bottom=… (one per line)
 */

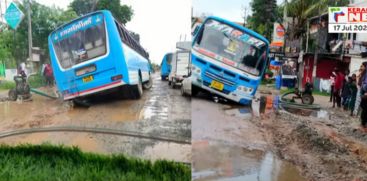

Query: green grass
left=0, top=74, right=45, bottom=91
left=28, top=74, right=45, bottom=88
left=280, top=88, right=330, bottom=96
left=0, top=80, right=15, bottom=91
left=0, top=144, right=191, bottom=181
left=260, top=79, right=274, bottom=85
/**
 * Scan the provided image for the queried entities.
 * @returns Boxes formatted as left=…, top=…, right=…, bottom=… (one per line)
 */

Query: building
left=288, top=4, right=367, bottom=92
left=346, top=0, right=367, bottom=75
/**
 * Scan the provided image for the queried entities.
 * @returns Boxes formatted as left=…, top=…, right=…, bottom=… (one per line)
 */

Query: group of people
left=330, top=62, right=367, bottom=128
left=17, top=62, right=54, bottom=87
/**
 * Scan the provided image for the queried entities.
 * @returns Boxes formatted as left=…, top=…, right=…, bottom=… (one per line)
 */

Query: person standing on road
left=17, top=62, right=27, bottom=78
left=333, top=69, right=344, bottom=108
left=354, top=63, right=367, bottom=116
left=342, top=76, right=353, bottom=110
left=43, top=63, right=54, bottom=87
left=330, top=71, right=336, bottom=102
left=360, top=62, right=367, bottom=128
left=349, top=74, right=357, bottom=116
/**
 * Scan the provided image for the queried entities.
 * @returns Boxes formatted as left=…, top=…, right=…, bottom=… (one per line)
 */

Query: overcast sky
left=0, top=0, right=286, bottom=64
left=33, top=0, right=191, bottom=64
left=192, top=0, right=285, bottom=23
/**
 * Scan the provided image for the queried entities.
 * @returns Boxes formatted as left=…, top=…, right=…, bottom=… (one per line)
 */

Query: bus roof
left=49, top=10, right=110, bottom=38
left=205, top=16, right=270, bottom=45
left=49, top=10, right=150, bottom=61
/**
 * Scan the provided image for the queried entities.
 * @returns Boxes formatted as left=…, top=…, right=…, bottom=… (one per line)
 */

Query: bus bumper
left=63, top=80, right=125, bottom=100
left=191, top=74, right=254, bottom=105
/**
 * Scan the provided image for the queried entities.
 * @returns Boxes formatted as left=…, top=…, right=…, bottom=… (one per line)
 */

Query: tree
left=285, top=0, right=349, bottom=40
left=0, top=31, right=14, bottom=68
left=0, top=0, right=78, bottom=68
left=69, top=0, right=133, bottom=24
left=69, top=0, right=97, bottom=16
left=247, top=0, right=277, bottom=40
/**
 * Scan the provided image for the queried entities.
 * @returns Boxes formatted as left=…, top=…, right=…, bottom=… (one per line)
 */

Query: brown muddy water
left=192, top=93, right=308, bottom=181
left=192, top=141, right=305, bottom=181
left=0, top=74, right=191, bottom=163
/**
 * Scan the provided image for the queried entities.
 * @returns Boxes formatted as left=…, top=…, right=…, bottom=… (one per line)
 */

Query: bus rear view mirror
left=192, top=25, right=201, bottom=37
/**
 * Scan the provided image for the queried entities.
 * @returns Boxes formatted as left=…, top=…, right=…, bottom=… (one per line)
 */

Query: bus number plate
left=82, top=75, right=94, bottom=83
left=210, top=80, right=224, bottom=91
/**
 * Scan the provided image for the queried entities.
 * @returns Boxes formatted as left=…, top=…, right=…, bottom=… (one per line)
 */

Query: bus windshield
left=194, top=19, right=267, bottom=76
left=52, top=13, right=107, bottom=69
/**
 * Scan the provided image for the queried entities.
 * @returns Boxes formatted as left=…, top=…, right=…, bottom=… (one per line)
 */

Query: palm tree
left=285, top=0, right=349, bottom=40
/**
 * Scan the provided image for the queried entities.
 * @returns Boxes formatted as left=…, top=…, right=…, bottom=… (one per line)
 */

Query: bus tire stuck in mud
left=143, top=75, right=153, bottom=90
left=130, top=77, right=143, bottom=99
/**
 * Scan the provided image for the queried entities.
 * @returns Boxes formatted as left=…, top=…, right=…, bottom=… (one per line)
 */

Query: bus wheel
left=181, top=86, right=186, bottom=96
left=143, top=75, right=153, bottom=90
left=131, top=76, right=143, bottom=99
left=170, top=80, right=176, bottom=88
left=192, top=85, right=200, bottom=96
left=8, top=89, right=17, bottom=101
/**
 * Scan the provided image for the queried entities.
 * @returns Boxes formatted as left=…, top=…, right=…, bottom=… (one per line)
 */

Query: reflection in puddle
left=192, top=141, right=305, bottom=181
left=223, top=94, right=329, bottom=121
left=282, top=107, right=329, bottom=119
left=223, top=95, right=280, bottom=119
left=142, top=142, right=191, bottom=163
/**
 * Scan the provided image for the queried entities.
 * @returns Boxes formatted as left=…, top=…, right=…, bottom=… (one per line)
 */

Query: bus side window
left=86, top=25, right=106, bottom=59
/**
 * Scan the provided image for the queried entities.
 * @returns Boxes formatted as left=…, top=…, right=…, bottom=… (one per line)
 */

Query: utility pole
left=27, top=0, right=33, bottom=71
left=312, top=7, right=321, bottom=85
left=0, top=0, right=2, bottom=19
left=283, top=0, right=287, bottom=53
left=242, top=5, right=248, bottom=27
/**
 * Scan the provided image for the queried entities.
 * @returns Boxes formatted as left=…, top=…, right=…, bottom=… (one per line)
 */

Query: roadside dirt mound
left=292, top=123, right=347, bottom=154
left=341, top=126, right=367, bottom=141
left=259, top=112, right=367, bottom=181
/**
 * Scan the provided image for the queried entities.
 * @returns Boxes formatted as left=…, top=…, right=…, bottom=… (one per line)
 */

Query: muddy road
left=191, top=93, right=305, bottom=181
left=0, top=73, right=191, bottom=163
left=192, top=90, right=367, bottom=181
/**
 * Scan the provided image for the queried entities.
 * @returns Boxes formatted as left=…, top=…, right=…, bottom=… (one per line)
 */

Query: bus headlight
left=237, top=86, right=253, bottom=93
left=192, top=65, right=201, bottom=74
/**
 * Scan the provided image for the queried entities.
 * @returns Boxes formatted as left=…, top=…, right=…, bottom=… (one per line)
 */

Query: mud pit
left=193, top=91, right=367, bottom=180
left=0, top=73, right=191, bottom=163
left=192, top=94, right=306, bottom=180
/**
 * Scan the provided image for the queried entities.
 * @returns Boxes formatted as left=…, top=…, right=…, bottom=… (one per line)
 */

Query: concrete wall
left=4, top=69, right=17, bottom=81
left=350, top=56, right=365, bottom=75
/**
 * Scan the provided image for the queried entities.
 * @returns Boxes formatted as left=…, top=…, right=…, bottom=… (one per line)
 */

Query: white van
left=168, top=51, right=191, bottom=88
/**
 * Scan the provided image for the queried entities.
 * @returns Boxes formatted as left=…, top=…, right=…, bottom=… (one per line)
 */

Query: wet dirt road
left=191, top=87, right=367, bottom=181
left=0, top=73, right=191, bottom=163
left=192, top=85, right=367, bottom=181
left=191, top=93, right=306, bottom=181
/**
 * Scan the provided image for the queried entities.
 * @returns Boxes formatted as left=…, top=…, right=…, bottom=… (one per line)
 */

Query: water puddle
left=142, top=142, right=191, bottom=163
left=282, top=107, right=330, bottom=119
left=0, top=132, right=105, bottom=153
left=192, top=141, right=306, bottom=181
left=223, top=95, right=280, bottom=119
left=223, top=93, right=330, bottom=121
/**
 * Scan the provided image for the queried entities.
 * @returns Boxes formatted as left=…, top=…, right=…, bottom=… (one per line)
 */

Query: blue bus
left=160, top=53, right=173, bottom=80
left=48, top=10, right=152, bottom=101
left=191, top=16, right=269, bottom=105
